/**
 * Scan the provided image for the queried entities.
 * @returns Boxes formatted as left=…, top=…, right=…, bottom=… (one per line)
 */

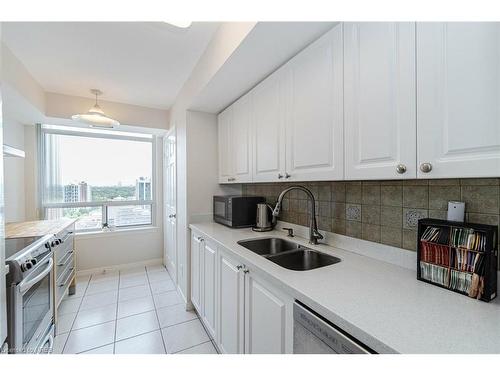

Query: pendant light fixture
left=71, top=89, right=120, bottom=128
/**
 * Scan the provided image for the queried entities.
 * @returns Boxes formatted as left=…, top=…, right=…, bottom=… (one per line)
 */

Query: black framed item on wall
left=417, top=218, right=498, bottom=302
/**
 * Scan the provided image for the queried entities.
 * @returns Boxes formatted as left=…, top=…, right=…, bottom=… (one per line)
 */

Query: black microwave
left=213, top=195, right=265, bottom=228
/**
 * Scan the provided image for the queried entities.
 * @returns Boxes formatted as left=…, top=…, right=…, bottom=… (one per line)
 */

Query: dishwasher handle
left=293, top=301, right=373, bottom=354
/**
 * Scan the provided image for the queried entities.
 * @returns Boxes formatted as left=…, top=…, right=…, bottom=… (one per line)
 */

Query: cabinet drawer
left=56, top=251, right=74, bottom=284
left=54, top=233, right=74, bottom=263
left=56, top=261, right=75, bottom=306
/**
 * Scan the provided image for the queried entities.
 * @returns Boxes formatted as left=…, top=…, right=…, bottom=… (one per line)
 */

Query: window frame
left=39, top=124, right=157, bottom=233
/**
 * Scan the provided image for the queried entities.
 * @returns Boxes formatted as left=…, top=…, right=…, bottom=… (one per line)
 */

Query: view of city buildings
left=62, top=177, right=152, bottom=229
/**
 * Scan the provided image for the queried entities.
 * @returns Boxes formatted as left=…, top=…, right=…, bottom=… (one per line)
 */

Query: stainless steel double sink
left=237, top=237, right=341, bottom=271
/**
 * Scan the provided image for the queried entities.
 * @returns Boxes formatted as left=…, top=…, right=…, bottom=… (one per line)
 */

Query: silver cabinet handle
left=168, top=214, right=176, bottom=218
left=285, top=173, right=291, bottom=179
left=236, top=265, right=243, bottom=270
left=58, top=267, right=75, bottom=287
left=57, top=250, right=74, bottom=267
left=396, top=164, right=407, bottom=174
left=243, top=269, right=250, bottom=274
left=419, top=162, right=432, bottom=173
left=278, top=174, right=283, bottom=179
left=197, top=236, right=204, bottom=242
left=227, top=177, right=236, bottom=182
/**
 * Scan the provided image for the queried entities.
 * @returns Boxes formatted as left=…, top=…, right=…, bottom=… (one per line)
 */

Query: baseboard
left=177, top=285, right=194, bottom=310
left=76, top=258, right=163, bottom=277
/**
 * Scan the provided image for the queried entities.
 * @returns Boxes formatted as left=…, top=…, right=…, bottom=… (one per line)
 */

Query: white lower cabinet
left=190, top=233, right=203, bottom=314
left=244, top=271, right=293, bottom=354
left=202, top=240, right=217, bottom=338
left=190, top=230, right=293, bottom=354
left=216, top=247, right=245, bottom=354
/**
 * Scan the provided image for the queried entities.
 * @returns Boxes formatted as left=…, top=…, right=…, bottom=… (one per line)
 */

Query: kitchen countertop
left=6, top=218, right=77, bottom=238
left=190, top=221, right=500, bottom=354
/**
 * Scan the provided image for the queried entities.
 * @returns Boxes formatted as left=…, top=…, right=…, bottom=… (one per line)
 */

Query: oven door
left=9, top=255, right=54, bottom=353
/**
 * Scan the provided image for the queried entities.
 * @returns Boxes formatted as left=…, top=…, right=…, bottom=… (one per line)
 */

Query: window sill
left=75, top=226, right=160, bottom=240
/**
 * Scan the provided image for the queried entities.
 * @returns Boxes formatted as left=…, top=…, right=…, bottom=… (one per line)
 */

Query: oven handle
left=37, top=331, right=54, bottom=354
left=19, top=258, right=53, bottom=295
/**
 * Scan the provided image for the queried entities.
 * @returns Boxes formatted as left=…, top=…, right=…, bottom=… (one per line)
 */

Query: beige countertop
left=6, top=218, right=77, bottom=238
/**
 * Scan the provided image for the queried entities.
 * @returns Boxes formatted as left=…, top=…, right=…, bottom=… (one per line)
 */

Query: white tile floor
left=53, top=265, right=218, bottom=354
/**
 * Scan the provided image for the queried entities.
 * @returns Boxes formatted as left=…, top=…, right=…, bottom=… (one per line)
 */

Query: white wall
left=1, top=43, right=45, bottom=223
left=186, top=110, right=240, bottom=223
left=3, top=116, right=25, bottom=222
left=45, top=92, right=169, bottom=131
left=75, top=228, right=163, bottom=271
left=168, top=22, right=255, bottom=302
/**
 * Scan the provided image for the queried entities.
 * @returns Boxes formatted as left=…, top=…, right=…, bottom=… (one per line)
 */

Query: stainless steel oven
left=5, top=235, right=55, bottom=354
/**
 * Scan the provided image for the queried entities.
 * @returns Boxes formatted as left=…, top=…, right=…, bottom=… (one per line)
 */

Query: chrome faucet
left=272, top=186, right=324, bottom=245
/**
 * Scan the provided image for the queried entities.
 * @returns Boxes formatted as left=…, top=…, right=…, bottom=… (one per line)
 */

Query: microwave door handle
left=19, top=258, right=53, bottom=295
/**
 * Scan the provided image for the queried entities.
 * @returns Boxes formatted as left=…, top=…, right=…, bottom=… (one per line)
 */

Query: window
left=39, top=124, right=156, bottom=232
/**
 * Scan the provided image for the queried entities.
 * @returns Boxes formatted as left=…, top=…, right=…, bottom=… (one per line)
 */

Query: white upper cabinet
left=417, top=22, right=500, bottom=178
left=217, top=107, right=233, bottom=183
left=252, top=70, right=287, bottom=182
left=344, top=22, right=417, bottom=180
left=231, top=93, right=253, bottom=182
left=284, top=25, right=344, bottom=181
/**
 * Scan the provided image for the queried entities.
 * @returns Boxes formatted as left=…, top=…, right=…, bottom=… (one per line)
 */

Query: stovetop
left=5, top=236, right=46, bottom=260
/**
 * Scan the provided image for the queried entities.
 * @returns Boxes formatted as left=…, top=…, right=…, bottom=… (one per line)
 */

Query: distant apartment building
left=63, top=181, right=91, bottom=202
left=136, top=177, right=151, bottom=201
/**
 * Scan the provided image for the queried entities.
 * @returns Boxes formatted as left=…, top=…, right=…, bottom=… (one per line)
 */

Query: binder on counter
left=417, top=219, right=498, bottom=302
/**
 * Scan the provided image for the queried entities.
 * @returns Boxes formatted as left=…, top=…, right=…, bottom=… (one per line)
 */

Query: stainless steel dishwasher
left=293, top=301, right=374, bottom=354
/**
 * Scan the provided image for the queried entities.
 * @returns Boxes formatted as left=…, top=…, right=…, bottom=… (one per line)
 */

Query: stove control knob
left=31, top=258, right=37, bottom=266
left=45, top=242, right=51, bottom=249
left=21, top=260, right=34, bottom=272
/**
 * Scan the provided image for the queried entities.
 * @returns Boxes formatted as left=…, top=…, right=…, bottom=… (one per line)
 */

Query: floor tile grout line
left=172, top=339, right=212, bottom=354
left=112, top=269, right=126, bottom=354
left=61, top=268, right=172, bottom=354
left=114, top=328, right=162, bottom=346
left=157, top=316, right=198, bottom=330
left=77, top=342, right=114, bottom=354
left=145, top=265, right=168, bottom=354
left=60, top=275, right=91, bottom=353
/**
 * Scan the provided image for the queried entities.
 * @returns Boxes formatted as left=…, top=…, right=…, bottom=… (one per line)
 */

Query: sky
left=57, top=134, right=152, bottom=186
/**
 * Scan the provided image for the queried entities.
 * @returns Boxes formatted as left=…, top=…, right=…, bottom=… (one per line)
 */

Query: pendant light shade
left=71, top=89, right=120, bottom=128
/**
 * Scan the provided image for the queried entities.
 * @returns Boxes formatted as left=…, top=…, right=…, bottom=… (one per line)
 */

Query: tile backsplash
left=241, top=178, right=500, bottom=269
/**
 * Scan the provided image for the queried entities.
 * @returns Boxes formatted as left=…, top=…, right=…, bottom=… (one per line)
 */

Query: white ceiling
left=191, top=22, right=337, bottom=113
left=2, top=22, right=220, bottom=109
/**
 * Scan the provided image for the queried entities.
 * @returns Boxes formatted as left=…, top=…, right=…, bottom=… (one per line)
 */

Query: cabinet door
left=190, top=233, right=203, bottom=314
left=417, top=22, right=500, bottom=178
left=218, top=107, right=233, bottom=183
left=232, top=93, right=253, bottom=183
left=252, top=70, right=287, bottom=182
left=284, top=25, right=344, bottom=181
left=344, top=22, right=417, bottom=180
left=244, top=271, right=293, bottom=354
left=202, top=240, right=217, bottom=339
left=216, top=248, right=244, bottom=354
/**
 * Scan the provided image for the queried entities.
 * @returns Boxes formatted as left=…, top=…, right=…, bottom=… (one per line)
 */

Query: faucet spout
left=273, top=186, right=323, bottom=245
